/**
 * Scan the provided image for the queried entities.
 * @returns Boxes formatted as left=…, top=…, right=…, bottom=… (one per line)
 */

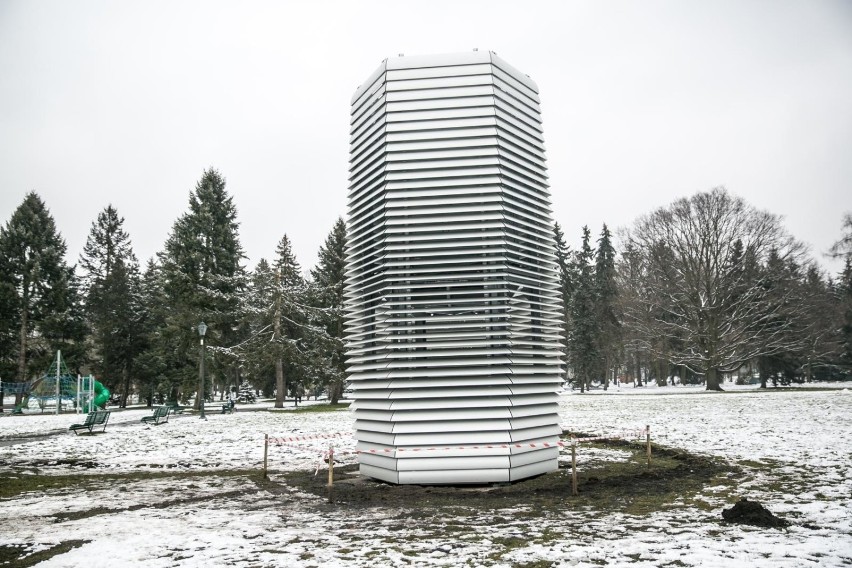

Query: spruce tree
left=829, top=213, right=852, bottom=260
left=309, top=218, right=347, bottom=403
left=157, top=168, right=246, bottom=407
left=233, top=236, right=311, bottom=407
left=0, top=192, right=84, bottom=406
left=0, top=252, right=16, bottom=410
left=594, top=224, right=620, bottom=388
left=79, top=205, right=136, bottom=288
left=79, top=205, right=144, bottom=405
left=569, top=226, right=598, bottom=392
left=837, top=259, right=852, bottom=372
left=134, top=259, right=165, bottom=406
left=797, top=265, right=844, bottom=381
left=830, top=215, right=852, bottom=374
left=242, top=258, right=276, bottom=396
left=272, top=234, right=305, bottom=408
left=553, top=222, right=576, bottom=384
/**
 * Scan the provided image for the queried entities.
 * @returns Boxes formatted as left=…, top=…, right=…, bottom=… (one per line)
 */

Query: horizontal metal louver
left=346, top=51, right=563, bottom=485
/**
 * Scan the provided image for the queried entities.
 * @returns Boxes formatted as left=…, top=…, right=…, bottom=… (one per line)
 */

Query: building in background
left=345, top=51, right=563, bottom=484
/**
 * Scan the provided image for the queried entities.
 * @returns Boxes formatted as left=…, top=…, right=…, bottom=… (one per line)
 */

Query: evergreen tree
left=98, top=258, right=146, bottom=405
left=79, top=205, right=144, bottom=405
left=241, top=258, right=276, bottom=396
left=553, top=222, right=576, bottom=383
left=797, top=265, right=844, bottom=381
left=134, top=259, right=166, bottom=406
left=0, top=251, right=16, bottom=410
left=828, top=213, right=852, bottom=261
left=0, top=192, right=85, bottom=406
left=756, top=250, right=806, bottom=386
left=157, top=168, right=246, bottom=406
left=272, top=234, right=305, bottom=408
left=232, top=236, right=314, bottom=408
left=569, top=226, right=598, bottom=392
left=594, top=224, right=620, bottom=388
left=838, top=259, right=852, bottom=372
left=830, top=215, right=852, bottom=375
left=309, top=218, right=347, bottom=403
left=79, top=205, right=136, bottom=289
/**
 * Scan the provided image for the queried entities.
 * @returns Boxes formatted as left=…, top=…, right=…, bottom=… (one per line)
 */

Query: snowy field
left=1, top=385, right=851, bottom=567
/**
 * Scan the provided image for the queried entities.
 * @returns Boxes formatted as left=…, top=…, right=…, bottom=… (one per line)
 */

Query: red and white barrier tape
left=268, top=431, right=351, bottom=445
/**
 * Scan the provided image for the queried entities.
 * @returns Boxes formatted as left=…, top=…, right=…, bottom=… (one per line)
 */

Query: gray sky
left=1, top=0, right=850, bottom=275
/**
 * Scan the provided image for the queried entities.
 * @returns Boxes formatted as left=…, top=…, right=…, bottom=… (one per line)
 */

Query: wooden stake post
left=263, top=434, right=269, bottom=478
left=646, top=425, right=652, bottom=466
left=570, top=438, right=578, bottom=496
left=327, top=444, right=335, bottom=503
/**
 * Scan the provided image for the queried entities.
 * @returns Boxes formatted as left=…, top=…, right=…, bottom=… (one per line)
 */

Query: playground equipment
left=0, top=351, right=107, bottom=414
left=85, top=380, right=110, bottom=413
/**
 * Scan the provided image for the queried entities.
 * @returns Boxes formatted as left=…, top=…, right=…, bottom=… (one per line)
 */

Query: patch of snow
left=1, top=390, right=851, bottom=567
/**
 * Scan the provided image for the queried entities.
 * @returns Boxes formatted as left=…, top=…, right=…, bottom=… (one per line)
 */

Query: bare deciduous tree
left=621, top=187, right=808, bottom=390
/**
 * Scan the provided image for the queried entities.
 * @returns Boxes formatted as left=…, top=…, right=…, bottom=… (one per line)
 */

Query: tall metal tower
left=346, top=51, right=564, bottom=484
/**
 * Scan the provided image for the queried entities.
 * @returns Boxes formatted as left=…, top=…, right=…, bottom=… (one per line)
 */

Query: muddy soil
left=270, top=440, right=736, bottom=517
left=722, top=497, right=790, bottom=528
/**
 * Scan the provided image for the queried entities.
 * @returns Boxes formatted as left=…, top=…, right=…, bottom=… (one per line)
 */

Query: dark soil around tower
left=269, top=438, right=739, bottom=518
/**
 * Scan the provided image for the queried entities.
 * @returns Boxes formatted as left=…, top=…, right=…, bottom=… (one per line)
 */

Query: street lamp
left=197, top=321, right=207, bottom=420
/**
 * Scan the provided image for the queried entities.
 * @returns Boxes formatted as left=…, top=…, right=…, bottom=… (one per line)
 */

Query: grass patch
left=0, top=540, right=89, bottom=567
left=491, top=536, right=527, bottom=549
left=288, top=403, right=350, bottom=413
left=0, top=469, right=262, bottom=501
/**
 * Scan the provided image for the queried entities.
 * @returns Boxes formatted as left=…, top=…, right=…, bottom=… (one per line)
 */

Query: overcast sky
left=1, top=0, right=850, bottom=276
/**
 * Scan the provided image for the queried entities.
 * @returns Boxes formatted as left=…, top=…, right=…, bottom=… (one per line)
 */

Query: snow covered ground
left=1, top=386, right=851, bottom=567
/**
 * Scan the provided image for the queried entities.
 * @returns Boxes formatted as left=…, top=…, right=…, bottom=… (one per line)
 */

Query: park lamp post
left=197, top=321, right=207, bottom=420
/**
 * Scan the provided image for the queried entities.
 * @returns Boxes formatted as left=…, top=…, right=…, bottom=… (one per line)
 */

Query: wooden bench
left=141, top=405, right=170, bottom=425
left=69, top=410, right=111, bottom=435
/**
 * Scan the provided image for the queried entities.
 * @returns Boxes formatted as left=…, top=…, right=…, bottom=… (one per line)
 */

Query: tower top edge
left=351, top=51, right=538, bottom=104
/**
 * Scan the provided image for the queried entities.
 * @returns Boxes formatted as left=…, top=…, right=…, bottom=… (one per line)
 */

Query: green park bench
left=141, top=405, right=170, bottom=425
left=166, top=402, right=186, bottom=414
left=69, top=410, right=111, bottom=435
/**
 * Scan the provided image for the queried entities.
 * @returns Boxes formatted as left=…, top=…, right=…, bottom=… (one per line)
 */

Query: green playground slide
left=84, top=381, right=110, bottom=412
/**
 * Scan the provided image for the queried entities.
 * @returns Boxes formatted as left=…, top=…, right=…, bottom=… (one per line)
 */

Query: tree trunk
left=706, top=367, right=724, bottom=391
left=274, top=358, right=285, bottom=408
left=329, top=380, right=342, bottom=405
left=121, top=366, right=130, bottom=408
left=17, top=306, right=28, bottom=382
left=273, top=268, right=286, bottom=409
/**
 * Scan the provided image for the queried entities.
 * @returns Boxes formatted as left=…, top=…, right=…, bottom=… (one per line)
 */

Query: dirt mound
left=722, top=497, right=790, bottom=528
